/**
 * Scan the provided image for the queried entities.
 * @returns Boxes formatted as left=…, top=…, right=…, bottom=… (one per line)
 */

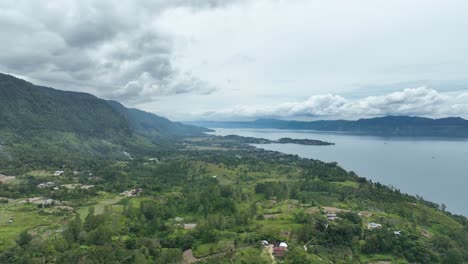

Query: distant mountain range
left=192, top=116, right=468, bottom=138
left=0, top=73, right=210, bottom=160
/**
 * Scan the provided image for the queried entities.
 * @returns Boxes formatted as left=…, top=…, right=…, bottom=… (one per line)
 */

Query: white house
left=38, top=182, right=55, bottom=188
left=327, top=213, right=337, bottom=221
left=279, top=242, right=288, bottom=248
left=367, top=222, right=382, bottom=229
left=53, top=171, right=64, bottom=176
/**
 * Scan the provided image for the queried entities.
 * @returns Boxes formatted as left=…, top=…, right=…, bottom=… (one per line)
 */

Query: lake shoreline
left=209, top=128, right=468, bottom=217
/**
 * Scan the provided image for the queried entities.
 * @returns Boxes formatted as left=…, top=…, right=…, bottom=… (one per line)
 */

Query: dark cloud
left=0, top=0, right=226, bottom=104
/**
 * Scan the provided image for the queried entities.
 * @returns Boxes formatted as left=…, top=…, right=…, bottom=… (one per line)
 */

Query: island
left=220, top=134, right=334, bottom=145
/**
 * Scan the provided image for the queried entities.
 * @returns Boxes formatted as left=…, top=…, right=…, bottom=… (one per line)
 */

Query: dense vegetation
left=0, top=73, right=210, bottom=160
left=0, top=73, right=209, bottom=139
left=209, top=135, right=333, bottom=145
left=0, top=147, right=467, bottom=263
left=0, top=74, right=467, bottom=263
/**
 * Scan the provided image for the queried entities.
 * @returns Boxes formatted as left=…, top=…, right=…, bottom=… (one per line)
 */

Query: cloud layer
left=1, top=0, right=468, bottom=120
left=0, top=0, right=227, bottom=103
left=200, top=87, right=468, bottom=120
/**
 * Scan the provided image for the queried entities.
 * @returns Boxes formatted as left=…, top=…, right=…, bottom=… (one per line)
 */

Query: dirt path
left=0, top=174, right=15, bottom=183
left=265, top=245, right=275, bottom=263
left=182, top=249, right=197, bottom=264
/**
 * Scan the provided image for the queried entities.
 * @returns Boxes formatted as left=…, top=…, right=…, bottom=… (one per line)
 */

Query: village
left=0, top=158, right=462, bottom=263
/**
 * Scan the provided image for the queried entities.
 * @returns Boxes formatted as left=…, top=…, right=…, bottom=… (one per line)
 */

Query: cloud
left=0, top=0, right=227, bottom=104
left=199, top=87, right=468, bottom=120
left=2, top=0, right=468, bottom=119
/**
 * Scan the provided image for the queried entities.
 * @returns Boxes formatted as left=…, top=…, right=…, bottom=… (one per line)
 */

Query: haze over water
left=210, top=128, right=468, bottom=216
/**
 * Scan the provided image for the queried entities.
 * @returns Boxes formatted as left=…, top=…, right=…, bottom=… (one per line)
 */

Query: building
left=38, top=182, right=55, bottom=188
left=367, top=222, right=382, bottom=229
left=273, top=243, right=288, bottom=258
left=183, top=223, right=197, bottom=230
left=120, top=188, right=143, bottom=197
left=53, top=171, right=64, bottom=176
left=132, top=188, right=142, bottom=196
left=148, top=158, right=159, bottom=163
left=327, top=213, right=337, bottom=221
left=42, top=199, right=55, bottom=206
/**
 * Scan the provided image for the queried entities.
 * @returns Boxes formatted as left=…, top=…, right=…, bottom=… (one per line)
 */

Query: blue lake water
left=209, top=128, right=468, bottom=216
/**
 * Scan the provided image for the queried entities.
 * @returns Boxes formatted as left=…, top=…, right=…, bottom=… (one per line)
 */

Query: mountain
left=0, top=74, right=131, bottom=137
left=106, top=100, right=209, bottom=139
left=193, top=116, right=468, bottom=137
left=0, top=73, right=210, bottom=161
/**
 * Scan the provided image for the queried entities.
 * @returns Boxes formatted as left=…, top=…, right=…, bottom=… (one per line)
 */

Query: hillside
left=0, top=73, right=210, bottom=161
left=107, top=100, right=209, bottom=139
left=193, top=116, right=468, bottom=137
left=0, top=73, right=467, bottom=263
left=0, top=74, right=131, bottom=137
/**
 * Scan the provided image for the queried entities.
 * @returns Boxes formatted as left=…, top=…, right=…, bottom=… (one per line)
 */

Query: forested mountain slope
left=0, top=73, right=209, bottom=161
left=194, top=116, right=468, bottom=137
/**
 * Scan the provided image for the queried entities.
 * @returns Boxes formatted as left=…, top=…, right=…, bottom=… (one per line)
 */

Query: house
left=183, top=223, right=197, bottom=230
left=120, top=188, right=143, bottom=197
left=148, top=158, right=159, bottom=163
left=7, top=219, right=13, bottom=224
left=38, top=182, right=55, bottom=188
left=53, top=186, right=59, bottom=190
left=42, top=199, right=55, bottom=206
left=273, top=243, right=288, bottom=258
left=131, top=188, right=142, bottom=196
left=368, top=222, right=382, bottom=229
left=327, top=213, right=338, bottom=221
left=394, top=230, right=401, bottom=235
left=261, top=240, right=269, bottom=246
left=53, top=171, right=64, bottom=176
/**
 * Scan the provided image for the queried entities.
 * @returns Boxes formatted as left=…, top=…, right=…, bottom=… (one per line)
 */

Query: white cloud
left=196, top=87, right=468, bottom=120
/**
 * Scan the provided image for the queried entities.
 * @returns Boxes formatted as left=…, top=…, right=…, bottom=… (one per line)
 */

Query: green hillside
left=0, top=73, right=210, bottom=163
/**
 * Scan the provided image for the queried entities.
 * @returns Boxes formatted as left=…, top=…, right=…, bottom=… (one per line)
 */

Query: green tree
left=17, top=231, right=32, bottom=247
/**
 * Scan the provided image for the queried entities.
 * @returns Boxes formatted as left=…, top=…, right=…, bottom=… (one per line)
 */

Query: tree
left=17, top=231, right=32, bottom=247
left=63, top=214, right=82, bottom=244
left=442, top=249, right=463, bottom=264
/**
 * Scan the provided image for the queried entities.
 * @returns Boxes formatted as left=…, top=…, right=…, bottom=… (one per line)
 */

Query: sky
left=1, top=0, right=468, bottom=121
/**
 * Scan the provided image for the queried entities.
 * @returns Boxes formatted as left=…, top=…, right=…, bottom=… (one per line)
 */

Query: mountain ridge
left=0, top=73, right=210, bottom=161
left=192, top=115, right=468, bottom=137
left=0, top=73, right=210, bottom=137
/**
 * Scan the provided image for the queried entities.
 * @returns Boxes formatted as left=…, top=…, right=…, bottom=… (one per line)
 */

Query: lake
left=209, top=128, right=468, bottom=216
